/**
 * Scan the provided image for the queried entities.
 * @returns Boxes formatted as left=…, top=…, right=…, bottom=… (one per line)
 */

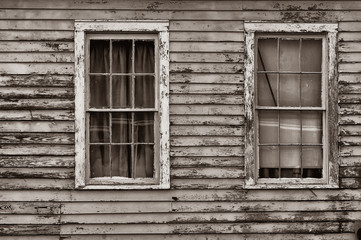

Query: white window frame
left=74, top=20, right=170, bottom=189
left=244, top=23, right=339, bottom=189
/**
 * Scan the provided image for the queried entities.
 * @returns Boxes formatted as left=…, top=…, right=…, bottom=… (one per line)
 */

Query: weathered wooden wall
left=0, top=0, right=360, bottom=239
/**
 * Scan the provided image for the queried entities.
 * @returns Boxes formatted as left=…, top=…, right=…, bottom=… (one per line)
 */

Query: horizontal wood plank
left=171, top=136, right=243, bottom=146
left=171, top=156, right=243, bottom=167
left=170, top=21, right=244, bottom=31
left=170, top=115, right=243, bottom=125
left=0, top=121, right=74, bottom=132
left=0, top=178, right=73, bottom=190
left=170, top=94, right=243, bottom=105
left=0, top=30, right=74, bottom=41
left=170, top=52, right=243, bottom=63
left=172, top=167, right=243, bottom=179
left=170, top=73, right=243, bottom=84
left=0, top=110, right=74, bottom=120
left=171, top=146, right=243, bottom=157
left=0, top=224, right=59, bottom=235
left=0, top=168, right=74, bottom=179
left=0, top=41, right=73, bottom=52
left=0, top=99, right=74, bottom=110
left=0, top=145, right=74, bottom=155
left=0, top=156, right=74, bottom=168
left=170, top=63, right=243, bottom=73
left=171, top=42, right=244, bottom=53
left=171, top=126, right=243, bottom=136
left=170, top=32, right=243, bottom=42
left=0, top=87, right=73, bottom=99
left=0, top=74, right=73, bottom=87
left=0, top=202, right=60, bottom=214
left=170, top=105, right=244, bottom=115
left=0, top=63, right=73, bottom=74
left=170, top=84, right=242, bottom=94
left=0, top=133, right=74, bottom=144
left=0, top=52, right=74, bottom=63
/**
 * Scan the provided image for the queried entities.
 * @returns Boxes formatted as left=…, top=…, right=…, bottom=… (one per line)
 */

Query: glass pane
left=301, top=74, right=322, bottom=107
left=257, top=73, right=277, bottom=106
left=303, top=169, right=322, bottom=178
left=112, top=40, right=132, bottom=73
left=90, top=145, right=110, bottom=177
left=135, top=76, right=155, bottom=108
left=302, top=146, right=323, bottom=168
left=89, top=75, right=110, bottom=108
left=257, top=38, right=278, bottom=72
left=259, top=110, right=278, bottom=144
left=112, top=113, right=131, bottom=143
left=112, top=76, right=131, bottom=108
left=301, top=39, right=322, bottom=72
left=280, top=111, right=301, bottom=144
left=259, top=168, right=279, bottom=178
left=259, top=146, right=279, bottom=168
left=280, top=146, right=301, bottom=169
left=280, top=39, right=299, bottom=72
left=111, top=145, right=131, bottom=177
left=90, top=40, right=110, bottom=73
left=280, top=74, right=300, bottom=107
left=281, top=168, right=301, bottom=178
left=135, top=40, right=155, bottom=73
left=89, top=112, right=109, bottom=143
left=134, top=144, right=154, bottom=178
left=302, top=111, right=322, bottom=144
left=134, top=112, right=154, bottom=143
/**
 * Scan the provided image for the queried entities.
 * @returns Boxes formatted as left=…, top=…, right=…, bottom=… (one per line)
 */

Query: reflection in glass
left=112, top=40, right=132, bottom=73
left=301, top=74, right=322, bottom=107
left=90, top=40, right=110, bottom=73
left=111, top=145, right=131, bottom=177
left=89, top=112, right=109, bottom=143
left=134, top=112, right=154, bottom=143
left=280, top=39, right=299, bottom=71
left=280, top=74, right=300, bottom=107
left=257, top=38, right=278, bottom=71
left=135, top=76, right=155, bottom=108
left=259, top=111, right=278, bottom=144
left=89, top=75, right=110, bottom=108
left=280, top=146, right=301, bottom=178
left=112, top=76, right=131, bottom=108
left=134, top=144, right=154, bottom=178
left=302, top=111, right=322, bottom=144
left=301, top=39, right=322, bottom=72
left=90, top=145, right=110, bottom=177
left=257, top=73, right=277, bottom=106
left=135, top=40, right=155, bottom=73
left=112, top=113, right=131, bottom=143
left=280, top=111, right=301, bottom=144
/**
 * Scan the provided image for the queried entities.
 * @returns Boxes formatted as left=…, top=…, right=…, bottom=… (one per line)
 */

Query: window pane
left=135, top=40, right=155, bottom=73
left=259, top=146, right=279, bottom=168
left=90, top=145, right=110, bottom=177
left=302, top=146, right=323, bottom=168
left=259, top=168, right=279, bottom=178
left=280, top=111, right=301, bottom=144
left=134, top=112, right=154, bottom=143
left=134, top=144, right=154, bottom=178
left=257, top=73, right=277, bottom=106
left=259, top=110, right=278, bottom=144
left=112, top=76, right=131, bottom=108
left=135, top=76, right=155, bottom=108
left=112, top=40, right=132, bottom=73
left=90, top=40, right=110, bottom=73
left=280, top=74, right=300, bottom=107
left=301, top=74, right=322, bottom=107
left=257, top=38, right=278, bottom=72
left=302, top=111, right=322, bottom=144
left=112, top=145, right=131, bottom=177
left=280, top=39, right=299, bottom=72
left=89, top=112, right=109, bottom=143
left=280, top=146, right=301, bottom=177
left=301, top=39, right=322, bottom=72
left=112, top=113, right=131, bottom=143
left=89, top=75, right=110, bottom=108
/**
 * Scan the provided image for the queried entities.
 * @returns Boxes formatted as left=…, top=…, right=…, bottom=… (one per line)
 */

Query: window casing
left=74, top=21, right=169, bottom=189
left=244, top=23, right=338, bottom=188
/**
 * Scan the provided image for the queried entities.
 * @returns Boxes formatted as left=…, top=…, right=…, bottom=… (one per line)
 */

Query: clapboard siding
left=0, top=1, right=359, bottom=240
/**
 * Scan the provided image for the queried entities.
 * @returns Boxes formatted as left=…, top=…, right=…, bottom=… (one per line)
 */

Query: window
left=74, top=21, right=170, bottom=189
left=244, top=23, right=338, bottom=188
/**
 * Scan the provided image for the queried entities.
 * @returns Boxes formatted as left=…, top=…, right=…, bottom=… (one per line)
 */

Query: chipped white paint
left=74, top=21, right=170, bottom=189
left=244, top=22, right=339, bottom=189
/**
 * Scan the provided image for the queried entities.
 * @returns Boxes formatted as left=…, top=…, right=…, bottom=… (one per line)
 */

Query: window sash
left=85, top=33, right=159, bottom=184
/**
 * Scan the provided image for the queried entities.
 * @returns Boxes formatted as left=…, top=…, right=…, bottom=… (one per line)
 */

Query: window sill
left=244, top=182, right=339, bottom=189
left=75, top=183, right=170, bottom=190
